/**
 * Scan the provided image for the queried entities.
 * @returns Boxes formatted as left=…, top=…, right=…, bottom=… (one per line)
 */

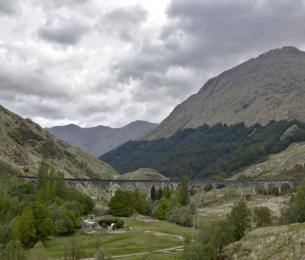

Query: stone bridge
left=20, top=176, right=301, bottom=207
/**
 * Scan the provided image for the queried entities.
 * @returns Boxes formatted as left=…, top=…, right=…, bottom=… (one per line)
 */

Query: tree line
left=0, top=162, right=94, bottom=258
left=101, top=120, right=305, bottom=179
left=108, top=176, right=197, bottom=227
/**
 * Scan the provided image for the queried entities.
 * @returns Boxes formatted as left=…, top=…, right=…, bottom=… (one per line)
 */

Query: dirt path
left=83, top=245, right=184, bottom=259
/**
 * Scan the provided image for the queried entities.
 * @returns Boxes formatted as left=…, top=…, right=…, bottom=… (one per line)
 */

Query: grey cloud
left=37, top=0, right=90, bottom=9
left=16, top=100, right=64, bottom=120
left=38, top=19, right=89, bottom=45
left=0, top=67, right=71, bottom=100
left=78, top=103, right=120, bottom=117
left=114, top=0, right=305, bottom=96
left=0, top=0, right=20, bottom=16
left=98, top=5, right=147, bottom=41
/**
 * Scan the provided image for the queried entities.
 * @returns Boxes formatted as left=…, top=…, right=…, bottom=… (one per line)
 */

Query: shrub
left=50, top=207, right=79, bottom=235
left=133, top=189, right=147, bottom=215
left=165, top=206, right=194, bottom=227
left=183, top=220, right=233, bottom=260
left=109, top=190, right=134, bottom=217
left=183, top=241, right=217, bottom=260
left=12, top=209, right=37, bottom=248
left=245, top=194, right=251, bottom=201
left=98, top=219, right=124, bottom=229
left=281, top=181, right=305, bottom=223
left=253, top=207, right=272, bottom=227
left=228, top=200, right=250, bottom=240
left=0, top=240, right=28, bottom=260
left=153, top=198, right=170, bottom=220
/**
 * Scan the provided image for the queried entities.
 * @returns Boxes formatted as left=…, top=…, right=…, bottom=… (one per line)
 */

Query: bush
left=50, top=207, right=79, bottom=235
left=183, top=241, right=217, bottom=260
left=12, top=209, right=37, bottom=248
left=281, top=181, right=305, bottom=224
left=183, top=220, right=233, bottom=260
left=0, top=240, right=28, bottom=260
left=109, top=190, right=134, bottom=217
left=153, top=198, right=170, bottom=220
left=253, top=207, right=272, bottom=227
left=165, top=206, right=194, bottom=227
left=98, top=219, right=124, bottom=229
left=228, top=200, right=250, bottom=240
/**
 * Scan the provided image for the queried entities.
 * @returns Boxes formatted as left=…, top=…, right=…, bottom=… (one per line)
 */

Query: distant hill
left=47, top=121, right=158, bottom=157
left=121, top=168, right=168, bottom=181
left=101, top=121, right=305, bottom=179
left=0, top=105, right=118, bottom=179
left=146, top=46, right=305, bottom=140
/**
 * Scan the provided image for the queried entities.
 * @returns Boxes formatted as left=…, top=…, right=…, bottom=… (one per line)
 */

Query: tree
left=150, top=185, right=157, bottom=201
left=134, top=189, right=147, bottom=214
left=281, top=180, right=305, bottom=223
left=253, top=207, right=272, bottom=227
left=178, top=176, right=189, bottom=206
left=12, top=209, right=37, bottom=247
left=31, top=202, right=53, bottom=245
left=109, top=190, right=134, bottom=217
left=50, top=207, right=79, bottom=235
left=0, top=240, right=28, bottom=260
left=163, top=186, right=172, bottom=199
left=153, top=198, right=170, bottom=220
left=228, top=200, right=250, bottom=240
left=156, top=187, right=163, bottom=200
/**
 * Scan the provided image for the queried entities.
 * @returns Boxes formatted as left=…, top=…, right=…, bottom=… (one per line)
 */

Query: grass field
left=29, top=217, right=195, bottom=259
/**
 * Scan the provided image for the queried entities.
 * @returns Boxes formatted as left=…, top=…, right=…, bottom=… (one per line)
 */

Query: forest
left=101, top=120, right=305, bottom=179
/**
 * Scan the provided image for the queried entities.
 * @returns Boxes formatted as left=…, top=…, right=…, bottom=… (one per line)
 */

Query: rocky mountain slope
left=0, top=105, right=118, bottom=179
left=146, top=46, right=305, bottom=140
left=223, top=223, right=305, bottom=259
left=47, top=121, right=157, bottom=157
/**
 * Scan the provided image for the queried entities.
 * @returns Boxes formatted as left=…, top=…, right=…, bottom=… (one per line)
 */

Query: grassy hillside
left=233, top=142, right=305, bottom=179
left=122, top=168, right=169, bottom=180
left=223, top=223, right=305, bottom=259
left=0, top=105, right=118, bottom=179
left=101, top=120, right=305, bottom=179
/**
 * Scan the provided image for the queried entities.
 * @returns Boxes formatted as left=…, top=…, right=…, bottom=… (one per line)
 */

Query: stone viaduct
left=20, top=176, right=301, bottom=208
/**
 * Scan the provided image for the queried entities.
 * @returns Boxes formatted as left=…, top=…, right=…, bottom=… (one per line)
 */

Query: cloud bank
left=1, top=0, right=305, bottom=127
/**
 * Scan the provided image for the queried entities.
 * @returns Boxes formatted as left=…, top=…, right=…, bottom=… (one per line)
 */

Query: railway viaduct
left=20, top=176, right=301, bottom=208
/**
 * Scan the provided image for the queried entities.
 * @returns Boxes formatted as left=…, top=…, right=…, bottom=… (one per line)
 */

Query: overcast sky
left=1, top=0, right=305, bottom=127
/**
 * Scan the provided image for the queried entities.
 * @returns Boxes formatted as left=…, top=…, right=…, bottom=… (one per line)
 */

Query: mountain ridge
left=0, top=105, right=118, bottom=179
left=146, top=46, right=305, bottom=140
left=47, top=120, right=158, bottom=157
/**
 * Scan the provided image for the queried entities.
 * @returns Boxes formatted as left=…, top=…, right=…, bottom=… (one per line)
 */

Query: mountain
left=47, top=120, right=158, bottom=157
left=0, top=105, right=118, bottom=179
left=146, top=46, right=305, bottom=140
left=101, top=120, right=305, bottom=179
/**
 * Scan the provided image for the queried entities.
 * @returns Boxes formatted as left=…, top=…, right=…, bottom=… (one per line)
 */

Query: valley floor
left=29, top=188, right=297, bottom=260
left=29, top=216, right=194, bottom=259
